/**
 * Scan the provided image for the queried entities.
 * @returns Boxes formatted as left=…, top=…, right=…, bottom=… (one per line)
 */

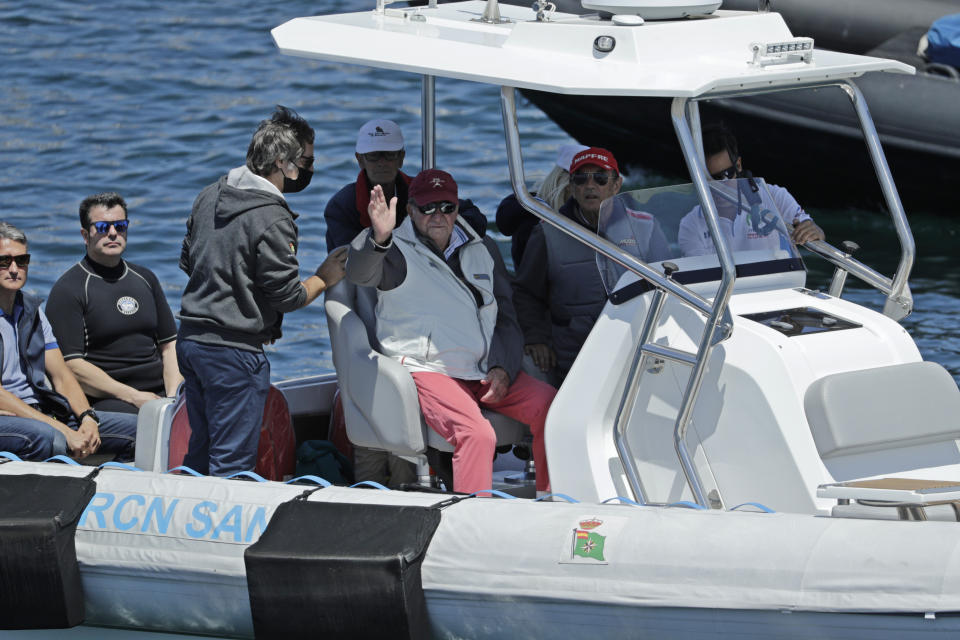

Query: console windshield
left=596, top=177, right=805, bottom=295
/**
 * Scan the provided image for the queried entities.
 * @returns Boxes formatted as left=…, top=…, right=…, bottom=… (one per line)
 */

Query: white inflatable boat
left=4, top=1, right=960, bottom=638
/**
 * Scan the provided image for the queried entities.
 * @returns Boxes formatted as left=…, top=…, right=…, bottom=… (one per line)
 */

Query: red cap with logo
left=569, top=147, right=619, bottom=174
left=409, top=168, right=458, bottom=205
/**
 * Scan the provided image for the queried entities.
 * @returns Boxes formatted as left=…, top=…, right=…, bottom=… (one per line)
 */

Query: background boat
left=511, top=0, right=960, bottom=214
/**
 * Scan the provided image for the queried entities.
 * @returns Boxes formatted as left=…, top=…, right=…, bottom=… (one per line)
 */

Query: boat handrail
left=803, top=239, right=899, bottom=296
left=689, top=78, right=915, bottom=320
left=667, top=96, right=739, bottom=508
left=837, top=79, right=915, bottom=321
left=501, top=87, right=737, bottom=508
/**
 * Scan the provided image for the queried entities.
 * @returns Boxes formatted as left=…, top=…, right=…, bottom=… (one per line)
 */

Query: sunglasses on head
left=364, top=150, right=402, bottom=162
left=0, top=254, right=30, bottom=269
left=91, top=220, right=129, bottom=234
left=710, top=165, right=738, bottom=181
left=571, top=172, right=612, bottom=186
left=418, top=201, right=457, bottom=216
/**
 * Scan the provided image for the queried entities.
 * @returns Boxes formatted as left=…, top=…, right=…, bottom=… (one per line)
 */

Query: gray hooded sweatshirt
left=178, top=166, right=307, bottom=352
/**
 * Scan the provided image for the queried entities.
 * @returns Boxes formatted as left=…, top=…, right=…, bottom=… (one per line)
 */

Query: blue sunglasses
left=91, top=220, right=129, bottom=234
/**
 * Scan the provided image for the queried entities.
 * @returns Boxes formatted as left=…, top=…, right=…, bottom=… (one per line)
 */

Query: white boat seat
left=324, top=279, right=527, bottom=458
left=804, top=361, right=960, bottom=459
left=134, top=397, right=178, bottom=472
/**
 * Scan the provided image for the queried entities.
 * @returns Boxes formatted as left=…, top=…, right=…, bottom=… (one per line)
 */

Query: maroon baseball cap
left=409, top=168, right=458, bottom=205
left=569, top=147, right=619, bottom=174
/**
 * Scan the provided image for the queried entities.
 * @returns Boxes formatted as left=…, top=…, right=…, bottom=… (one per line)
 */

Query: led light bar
left=749, top=37, right=814, bottom=67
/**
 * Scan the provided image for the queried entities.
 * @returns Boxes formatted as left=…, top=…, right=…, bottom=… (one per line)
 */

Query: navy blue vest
left=1, top=292, right=73, bottom=419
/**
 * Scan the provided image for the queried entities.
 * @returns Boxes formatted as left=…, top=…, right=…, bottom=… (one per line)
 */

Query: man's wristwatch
left=77, top=408, right=101, bottom=425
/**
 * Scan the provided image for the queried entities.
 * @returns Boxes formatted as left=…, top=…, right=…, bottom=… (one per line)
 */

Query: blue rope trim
left=165, top=465, right=203, bottom=477
left=729, top=502, right=775, bottom=513
left=285, top=475, right=332, bottom=487
left=0, top=451, right=23, bottom=462
left=534, top=493, right=580, bottom=503
left=350, top=480, right=390, bottom=490
left=99, top=461, right=143, bottom=472
left=469, top=489, right=517, bottom=499
left=43, top=455, right=80, bottom=465
left=601, top=496, right=645, bottom=506
left=667, top=501, right=708, bottom=510
left=225, top=471, right=267, bottom=482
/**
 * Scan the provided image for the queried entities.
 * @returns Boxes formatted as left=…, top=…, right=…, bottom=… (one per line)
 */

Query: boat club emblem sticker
left=574, top=518, right=605, bottom=561
left=116, top=296, right=139, bottom=315
left=559, top=516, right=627, bottom=565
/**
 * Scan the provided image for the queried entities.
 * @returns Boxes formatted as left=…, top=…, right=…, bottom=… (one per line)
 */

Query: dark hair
left=270, top=105, right=314, bottom=145
left=702, top=123, right=739, bottom=164
left=246, top=121, right=302, bottom=177
left=79, top=192, right=128, bottom=229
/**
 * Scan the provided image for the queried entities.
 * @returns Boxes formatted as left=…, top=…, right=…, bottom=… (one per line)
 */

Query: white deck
left=272, top=1, right=913, bottom=97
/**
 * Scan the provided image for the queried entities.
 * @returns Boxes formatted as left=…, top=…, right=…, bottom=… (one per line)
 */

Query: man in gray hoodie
left=177, top=120, right=346, bottom=476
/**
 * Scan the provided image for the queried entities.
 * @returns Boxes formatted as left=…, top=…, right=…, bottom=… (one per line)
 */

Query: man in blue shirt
left=0, top=222, right=137, bottom=461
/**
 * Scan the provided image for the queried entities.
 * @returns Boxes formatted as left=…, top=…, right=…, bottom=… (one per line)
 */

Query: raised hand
left=368, top=184, right=397, bottom=244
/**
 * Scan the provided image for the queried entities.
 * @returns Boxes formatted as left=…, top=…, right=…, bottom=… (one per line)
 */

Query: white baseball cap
left=356, top=119, right=404, bottom=154
left=556, top=144, right=590, bottom=171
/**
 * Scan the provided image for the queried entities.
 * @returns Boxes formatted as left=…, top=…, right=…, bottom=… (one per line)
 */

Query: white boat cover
left=423, top=498, right=960, bottom=613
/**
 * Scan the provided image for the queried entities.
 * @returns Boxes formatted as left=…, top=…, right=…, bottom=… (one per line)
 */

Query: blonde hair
left=535, top=165, right=571, bottom=210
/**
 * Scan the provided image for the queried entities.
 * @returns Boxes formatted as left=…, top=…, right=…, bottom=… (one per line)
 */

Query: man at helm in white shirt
left=678, top=124, right=825, bottom=257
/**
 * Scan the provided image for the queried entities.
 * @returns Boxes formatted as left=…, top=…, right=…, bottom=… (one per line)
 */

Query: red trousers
left=412, top=371, right=556, bottom=494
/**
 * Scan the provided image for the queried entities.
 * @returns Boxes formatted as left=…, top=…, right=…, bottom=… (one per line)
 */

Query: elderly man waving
left=346, top=169, right=556, bottom=495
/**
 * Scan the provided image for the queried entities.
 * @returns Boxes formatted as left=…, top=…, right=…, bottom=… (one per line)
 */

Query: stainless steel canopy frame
left=688, top=78, right=915, bottom=319
left=501, top=86, right=731, bottom=507
left=500, top=74, right=916, bottom=508
left=422, top=75, right=436, bottom=170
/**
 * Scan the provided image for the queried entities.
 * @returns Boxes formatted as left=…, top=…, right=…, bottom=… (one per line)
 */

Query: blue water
left=1, top=0, right=958, bottom=382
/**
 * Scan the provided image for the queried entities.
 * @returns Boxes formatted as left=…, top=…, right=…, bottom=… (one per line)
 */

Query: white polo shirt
left=678, top=183, right=811, bottom=257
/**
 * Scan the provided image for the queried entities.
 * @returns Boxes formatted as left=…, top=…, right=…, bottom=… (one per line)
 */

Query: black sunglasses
left=710, top=165, right=738, bottom=180
left=91, top=220, right=130, bottom=234
left=0, top=254, right=30, bottom=269
left=299, top=155, right=314, bottom=169
left=418, top=201, right=457, bottom=216
left=364, top=150, right=402, bottom=162
left=571, top=172, right=612, bottom=186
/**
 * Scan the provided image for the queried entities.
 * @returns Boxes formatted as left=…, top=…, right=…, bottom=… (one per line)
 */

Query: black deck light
left=594, top=35, right=616, bottom=53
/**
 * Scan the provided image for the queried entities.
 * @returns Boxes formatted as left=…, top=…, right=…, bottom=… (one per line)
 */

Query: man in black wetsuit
left=46, top=192, right=182, bottom=415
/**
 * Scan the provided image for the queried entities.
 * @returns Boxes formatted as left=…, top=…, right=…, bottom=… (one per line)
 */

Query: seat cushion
left=804, top=361, right=960, bottom=459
